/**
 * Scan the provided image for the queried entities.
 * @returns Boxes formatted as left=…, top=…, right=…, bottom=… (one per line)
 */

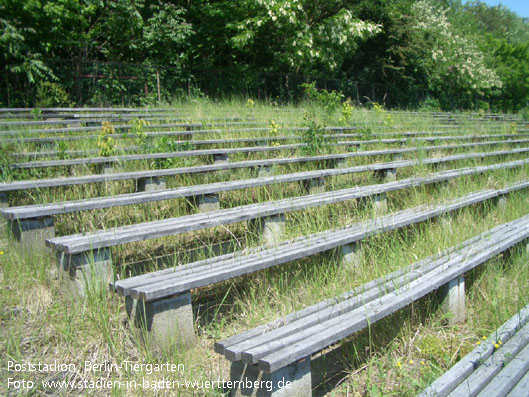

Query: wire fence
left=3, top=58, right=432, bottom=108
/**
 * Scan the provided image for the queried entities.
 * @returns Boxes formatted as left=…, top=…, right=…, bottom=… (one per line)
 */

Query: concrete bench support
left=190, top=193, right=221, bottom=213
left=258, top=165, right=273, bottom=177
left=373, top=193, right=388, bottom=215
left=251, top=214, right=286, bottom=245
left=10, top=216, right=54, bottom=251
left=127, top=292, right=195, bottom=350
left=332, top=158, right=348, bottom=168
left=94, top=161, right=115, bottom=175
left=375, top=168, right=397, bottom=183
left=441, top=275, right=466, bottom=324
left=0, top=192, right=8, bottom=208
left=340, top=242, right=363, bottom=269
left=213, top=153, right=230, bottom=178
left=213, top=153, right=229, bottom=164
left=229, top=356, right=311, bottom=397
left=302, top=177, right=325, bottom=194
left=57, top=248, right=112, bottom=297
left=137, top=177, right=167, bottom=192
left=497, top=195, right=508, bottom=211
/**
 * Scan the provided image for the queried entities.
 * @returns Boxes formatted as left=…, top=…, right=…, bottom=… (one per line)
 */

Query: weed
left=96, top=121, right=116, bottom=157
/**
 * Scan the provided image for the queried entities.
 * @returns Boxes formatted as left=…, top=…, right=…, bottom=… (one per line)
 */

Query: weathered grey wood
left=254, top=220, right=529, bottom=373
left=215, top=217, right=529, bottom=377
left=44, top=162, right=529, bottom=255
left=506, top=369, right=529, bottom=397
left=0, top=115, right=253, bottom=127
left=7, top=150, right=518, bottom=220
left=233, top=221, right=527, bottom=367
left=420, top=302, right=529, bottom=397
left=476, top=341, right=529, bottom=397
left=5, top=144, right=529, bottom=193
left=448, top=321, right=529, bottom=397
left=115, top=186, right=519, bottom=303
left=214, top=228, right=511, bottom=356
left=9, top=137, right=529, bottom=170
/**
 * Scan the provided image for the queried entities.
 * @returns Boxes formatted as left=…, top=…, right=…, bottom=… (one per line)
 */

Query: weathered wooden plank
left=44, top=160, right=529, bottom=254
left=448, top=322, right=529, bottom=397
left=238, top=221, right=525, bottom=366
left=9, top=146, right=526, bottom=220
left=506, top=368, right=529, bottom=397
left=476, top=341, right=529, bottom=397
left=5, top=142, right=528, bottom=193
left=255, top=221, right=529, bottom=372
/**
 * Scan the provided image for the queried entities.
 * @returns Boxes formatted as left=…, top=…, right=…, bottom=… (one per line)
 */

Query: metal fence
left=2, top=58, right=431, bottom=108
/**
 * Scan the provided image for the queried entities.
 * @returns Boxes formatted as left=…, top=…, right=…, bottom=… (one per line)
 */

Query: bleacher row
left=2, top=107, right=529, bottom=396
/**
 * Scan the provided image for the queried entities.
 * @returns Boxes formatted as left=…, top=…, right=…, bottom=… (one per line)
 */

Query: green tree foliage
left=1, top=0, right=529, bottom=111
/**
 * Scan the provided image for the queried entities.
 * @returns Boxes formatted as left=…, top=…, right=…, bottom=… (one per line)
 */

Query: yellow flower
left=0, top=251, right=4, bottom=255
left=482, top=336, right=487, bottom=340
left=409, top=360, right=414, bottom=364
left=498, top=340, right=502, bottom=345
left=420, top=361, right=425, bottom=365
left=396, top=361, right=401, bottom=368
left=476, top=341, right=481, bottom=345
left=494, top=344, right=499, bottom=349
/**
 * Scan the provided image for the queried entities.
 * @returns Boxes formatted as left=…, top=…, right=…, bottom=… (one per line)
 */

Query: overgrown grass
left=1, top=101, right=529, bottom=396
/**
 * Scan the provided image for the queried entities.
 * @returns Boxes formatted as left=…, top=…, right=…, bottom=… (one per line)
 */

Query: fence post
left=156, top=70, right=161, bottom=102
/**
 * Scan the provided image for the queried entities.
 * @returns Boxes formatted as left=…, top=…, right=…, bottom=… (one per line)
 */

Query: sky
left=466, top=0, right=529, bottom=18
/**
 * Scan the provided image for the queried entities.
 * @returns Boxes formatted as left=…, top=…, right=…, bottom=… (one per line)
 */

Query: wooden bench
left=0, top=122, right=205, bottom=136
left=9, top=129, right=524, bottom=159
left=11, top=130, right=460, bottom=160
left=3, top=152, right=525, bottom=250
left=0, top=115, right=253, bottom=128
left=2, top=144, right=524, bottom=195
left=43, top=160, right=529, bottom=296
left=111, top=187, right=511, bottom=349
left=214, top=213, right=529, bottom=396
left=9, top=135, right=529, bottom=172
left=420, top=303, right=529, bottom=397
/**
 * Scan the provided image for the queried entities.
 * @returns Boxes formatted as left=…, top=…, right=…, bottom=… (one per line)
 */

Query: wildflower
left=420, top=361, right=425, bottom=365
left=482, top=336, right=487, bottom=340
left=396, top=361, right=401, bottom=368
left=498, top=340, right=502, bottom=345
left=409, top=360, right=414, bottom=364
left=476, top=341, right=481, bottom=345
left=494, top=343, right=499, bottom=349
left=0, top=251, right=4, bottom=255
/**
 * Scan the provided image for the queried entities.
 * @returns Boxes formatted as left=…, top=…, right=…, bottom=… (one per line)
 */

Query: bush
left=301, top=82, right=344, bottom=114
left=35, top=81, right=73, bottom=107
left=301, top=119, right=330, bottom=155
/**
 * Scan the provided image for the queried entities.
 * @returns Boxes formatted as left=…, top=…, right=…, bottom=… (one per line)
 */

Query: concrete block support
left=302, top=177, right=325, bottom=195
left=258, top=165, right=274, bottom=177
left=441, top=275, right=466, bottom=324
left=57, top=248, right=113, bottom=297
left=340, top=242, right=363, bottom=269
left=497, top=195, right=508, bottom=211
left=0, top=192, right=8, bottom=208
left=375, top=168, right=397, bottom=183
left=190, top=193, right=220, bottom=213
left=213, top=153, right=230, bottom=178
left=93, top=162, right=115, bottom=175
left=9, top=216, right=55, bottom=251
left=331, top=158, right=348, bottom=168
left=373, top=193, right=388, bottom=216
left=137, top=177, right=167, bottom=192
left=229, top=356, right=311, bottom=397
left=251, top=214, right=286, bottom=245
left=213, top=153, right=229, bottom=164
left=393, top=153, right=404, bottom=162
left=129, top=292, right=196, bottom=350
